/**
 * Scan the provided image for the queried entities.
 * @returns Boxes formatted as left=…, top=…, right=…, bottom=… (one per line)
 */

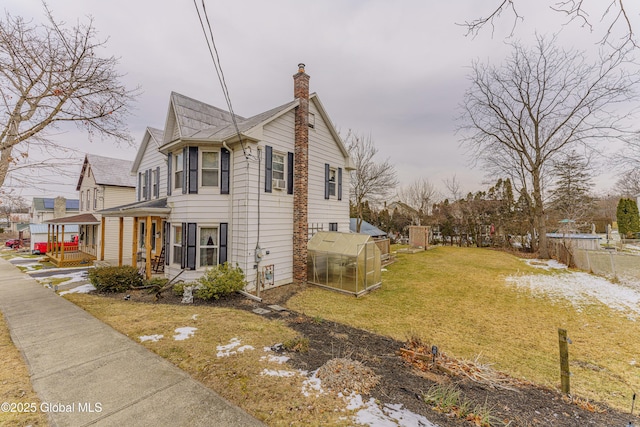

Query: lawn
left=286, top=246, right=640, bottom=412
left=63, top=293, right=358, bottom=426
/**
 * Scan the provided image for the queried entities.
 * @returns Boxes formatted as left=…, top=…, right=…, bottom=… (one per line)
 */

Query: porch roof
left=98, top=197, right=170, bottom=218
left=44, top=213, right=100, bottom=225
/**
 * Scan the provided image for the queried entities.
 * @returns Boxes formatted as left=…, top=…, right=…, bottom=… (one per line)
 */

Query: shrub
left=88, top=265, right=143, bottom=293
left=195, top=262, right=245, bottom=300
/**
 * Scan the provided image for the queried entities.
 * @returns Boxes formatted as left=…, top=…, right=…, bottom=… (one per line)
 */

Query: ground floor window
left=199, top=227, right=218, bottom=267
left=173, top=225, right=183, bottom=264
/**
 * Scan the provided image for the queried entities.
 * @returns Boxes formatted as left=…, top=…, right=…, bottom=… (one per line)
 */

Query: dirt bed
left=105, top=284, right=637, bottom=427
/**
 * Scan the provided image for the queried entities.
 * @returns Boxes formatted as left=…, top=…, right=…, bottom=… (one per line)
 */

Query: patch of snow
left=523, top=258, right=568, bottom=270
left=59, top=284, right=96, bottom=296
left=507, top=269, right=640, bottom=319
left=191, top=314, right=198, bottom=320
left=301, top=370, right=324, bottom=397
left=173, top=326, right=197, bottom=341
left=216, top=337, right=255, bottom=357
left=347, top=394, right=439, bottom=427
left=38, top=271, right=89, bottom=285
left=139, top=334, right=164, bottom=343
left=260, top=354, right=290, bottom=364
left=261, top=368, right=297, bottom=377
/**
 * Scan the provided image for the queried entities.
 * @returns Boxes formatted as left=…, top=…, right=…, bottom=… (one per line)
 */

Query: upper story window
left=151, top=169, right=158, bottom=197
left=93, top=188, right=97, bottom=210
left=174, top=152, right=183, bottom=190
left=201, top=151, right=219, bottom=187
left=328, top=168, right=337, bottom=197
left=273, top=153, right=285, bottom=181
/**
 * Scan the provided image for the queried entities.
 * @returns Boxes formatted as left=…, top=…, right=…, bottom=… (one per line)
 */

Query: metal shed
left=307, top=231, right=382, bottom=296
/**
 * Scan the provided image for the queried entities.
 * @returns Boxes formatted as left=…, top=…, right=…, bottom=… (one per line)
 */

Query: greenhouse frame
left=307, top=231, right=382, bottom=296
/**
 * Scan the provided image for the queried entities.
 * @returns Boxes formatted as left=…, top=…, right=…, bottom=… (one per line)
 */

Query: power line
left=192, top=0, right=254, bottom=160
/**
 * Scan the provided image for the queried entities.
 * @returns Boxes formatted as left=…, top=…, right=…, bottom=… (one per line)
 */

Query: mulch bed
left=106, top=284, right=638, bottom=427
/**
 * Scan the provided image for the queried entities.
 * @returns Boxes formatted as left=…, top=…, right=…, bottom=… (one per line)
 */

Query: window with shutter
left=186, top=222, right=197, bottom=270
left=167, top=153, right=173, bottom=196
left=287, top=152, right=293, bottom=194
left=219, top=223, right=228, bottom=264
left=221, top=148, right=230, bottom=194
left=188, top=147, right=198, bottom=194
left=265, top=145, right=272, bottom=192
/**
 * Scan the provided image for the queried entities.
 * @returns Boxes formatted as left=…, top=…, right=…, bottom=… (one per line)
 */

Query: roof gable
left=132, top=127, right=164, bottom=173
left=77, top=154, right=136, bottom=190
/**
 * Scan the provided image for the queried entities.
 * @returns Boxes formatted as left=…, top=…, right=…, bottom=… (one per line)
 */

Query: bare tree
left=459, top=0, right=637, bottom=50
left=346, top=131, right=398, bottom=233
left=396, top=178, right=440, bottom=225
left=0, top=5, right=139, bottom=189
left=459, top=35, right=639, bottom=258
left=615, top=168, right=640, bottom=197
left=443, top=174, right=463, bottom=202
left=0, top=192, right=28, bottom=226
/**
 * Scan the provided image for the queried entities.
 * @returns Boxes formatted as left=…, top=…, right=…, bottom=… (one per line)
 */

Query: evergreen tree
left=548, top=150, right=595, bottom=230
left=617, top=198, right=640, bottom=238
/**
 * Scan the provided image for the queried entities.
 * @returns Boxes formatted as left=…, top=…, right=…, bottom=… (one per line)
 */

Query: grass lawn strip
left=286, top=246, right=640, bottom=412
left=64, top=293, right=403, bottom=426
left=0, top=312, right=49, bottom=426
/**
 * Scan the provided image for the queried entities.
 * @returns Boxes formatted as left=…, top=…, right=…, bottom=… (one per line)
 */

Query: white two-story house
left=100, top=64, right=353, bottom=294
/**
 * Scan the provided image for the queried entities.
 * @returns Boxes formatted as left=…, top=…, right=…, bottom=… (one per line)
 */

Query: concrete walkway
left=0, top=257, right=264, bottom=427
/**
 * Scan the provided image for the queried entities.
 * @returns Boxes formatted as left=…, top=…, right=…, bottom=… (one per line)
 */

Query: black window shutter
left=221, top=148, right=230, bottom=195
left=182, top=147, right=188, bottom=194
left=265, top=145, right=272, bottom=193
left=187, top=222, right=197, bottom=270
left=138, top=172, right=142, bottom=201
left=219, top=222, right=228, bottom=265
left=180, top=222, right=187, bottom=269
left=188, top=146, right=198, bottom=194
left=164, top=221, right=170, bottom=266
left=338, top=167, right=343, bottom=201
left=146, top=169, right=151, bottom=200
left=287, top=152, right=294, bottom=195
left=167, top=153, right=172, bottom=196
left=324, top=163, right=330, bottom=199
left=155, top=166, right=160, bottom=198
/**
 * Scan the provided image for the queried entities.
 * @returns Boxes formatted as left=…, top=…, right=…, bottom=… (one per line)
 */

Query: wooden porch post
left=60, top=225, right=65, bottom=262
left=47, top=224, right=51, bottom=253
left=55, top=226, right=59, bottom=257
left=100, top=217, right=106, bottom=261
left=118, top=217, right=124, bottom=266
left=145, top=216, right=152, bottom=280
left=132, top=217, right=138, bottom=268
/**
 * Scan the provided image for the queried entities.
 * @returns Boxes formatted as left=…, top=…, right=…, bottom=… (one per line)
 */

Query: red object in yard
left=33, top=235, right=79, bottom=255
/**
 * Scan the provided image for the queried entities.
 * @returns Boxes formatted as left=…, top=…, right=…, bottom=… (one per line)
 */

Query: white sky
left=3, top=1, right=640, bottom=202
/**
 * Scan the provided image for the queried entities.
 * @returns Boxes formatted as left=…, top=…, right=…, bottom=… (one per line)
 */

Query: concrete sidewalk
left=0, top=257, right=264, bottom=427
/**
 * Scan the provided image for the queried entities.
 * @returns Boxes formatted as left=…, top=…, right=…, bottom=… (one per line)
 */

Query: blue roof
left=41, top=198, right=79, bottom=210
left=349, top=218, right=387, bottom=237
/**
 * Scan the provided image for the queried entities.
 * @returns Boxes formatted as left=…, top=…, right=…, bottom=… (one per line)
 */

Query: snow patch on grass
left=139, top=334, right=164, bottom=342
left=173, top=326, right=197, bottom=341
left=59, top=283, right=96, bottom=296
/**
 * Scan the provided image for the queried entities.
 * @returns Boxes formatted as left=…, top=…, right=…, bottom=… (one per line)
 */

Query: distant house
left=100, top=64, right=354, bottom=293
left=30, top=197, right=79, bottom=224
left=43, top=155, right=136, bottom=267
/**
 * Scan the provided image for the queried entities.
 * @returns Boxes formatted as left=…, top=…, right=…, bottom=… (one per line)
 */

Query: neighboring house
left=75, top=154, right=136, bottom=263
left=100, top=64, right=353, bottom=293
left=30, top=197, right=79, bottom=224
left=29, top=223, right=78, bottom=254
left=43, top=155, right=136, bottom=267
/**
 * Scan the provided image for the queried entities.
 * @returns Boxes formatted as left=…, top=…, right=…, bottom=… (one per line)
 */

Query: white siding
left=136, top=135, right=167, bottom=200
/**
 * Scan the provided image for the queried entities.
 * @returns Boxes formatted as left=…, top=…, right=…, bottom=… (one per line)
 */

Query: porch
left=44, top=215, right=100, bottom=268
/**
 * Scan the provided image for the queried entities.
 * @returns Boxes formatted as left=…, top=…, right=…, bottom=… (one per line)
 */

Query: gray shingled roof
left=171, top=92, right=245, bottom=137
left=86, top=154, right=136, bottom=188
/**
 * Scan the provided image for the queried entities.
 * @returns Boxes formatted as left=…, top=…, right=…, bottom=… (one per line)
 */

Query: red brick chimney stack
left=293, top=64, right=309, bottom=284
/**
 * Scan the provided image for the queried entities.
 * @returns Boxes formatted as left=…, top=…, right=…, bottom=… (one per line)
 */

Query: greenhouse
left=307, top=231, right=382, bottom=296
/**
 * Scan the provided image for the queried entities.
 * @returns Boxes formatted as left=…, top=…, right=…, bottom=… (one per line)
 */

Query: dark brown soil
left=111, top=284, right=639, bottom=427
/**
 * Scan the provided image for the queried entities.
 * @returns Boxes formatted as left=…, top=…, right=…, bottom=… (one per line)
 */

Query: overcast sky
left=3, top=0, right=640, bottom=202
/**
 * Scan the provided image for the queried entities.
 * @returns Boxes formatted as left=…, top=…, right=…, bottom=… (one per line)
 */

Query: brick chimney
left=293, top=63, right=309, bottom=284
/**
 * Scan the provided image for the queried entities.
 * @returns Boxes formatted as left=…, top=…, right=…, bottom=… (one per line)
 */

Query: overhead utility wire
left=193, top=0, right=254, bottom=160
